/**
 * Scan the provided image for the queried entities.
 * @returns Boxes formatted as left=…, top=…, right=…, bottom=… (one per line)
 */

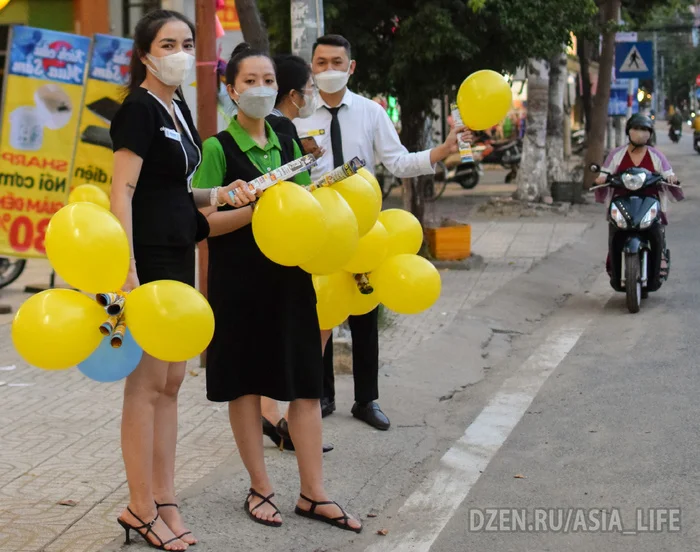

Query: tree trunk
left=584, top=0, right=620, bottom=189
left=547, top=49, right=568, bottom=185
left=516, top=59, right=550, bottom=202
left=579, top=36, right=593, bottom=133
left=398, top=107, right=428, bottom=225
left=236, top=0, right=270, bottom=52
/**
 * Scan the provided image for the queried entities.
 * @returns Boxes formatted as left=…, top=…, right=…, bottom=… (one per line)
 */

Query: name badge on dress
left=161, top=127, right=181, bottom=141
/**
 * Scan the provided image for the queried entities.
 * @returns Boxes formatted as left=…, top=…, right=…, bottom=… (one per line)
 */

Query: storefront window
left=122, top=0, right=161, bottom=37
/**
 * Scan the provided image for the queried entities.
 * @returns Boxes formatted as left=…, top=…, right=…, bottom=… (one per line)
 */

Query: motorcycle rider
left=594, top=113, right=683, bottom=283
left=668, top=105, right=683, bottom=140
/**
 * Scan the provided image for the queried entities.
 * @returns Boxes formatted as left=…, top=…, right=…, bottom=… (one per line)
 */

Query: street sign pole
left=653, top=32, right=658, bottom=115
left=291, top=0, right=325, bottom=63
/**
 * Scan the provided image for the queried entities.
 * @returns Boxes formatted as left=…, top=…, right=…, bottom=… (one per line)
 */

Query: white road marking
left=365, top=275, right=611, bottom=552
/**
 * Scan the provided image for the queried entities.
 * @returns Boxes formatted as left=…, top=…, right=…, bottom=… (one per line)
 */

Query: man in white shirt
left=295, top=34, right=466, bottom=431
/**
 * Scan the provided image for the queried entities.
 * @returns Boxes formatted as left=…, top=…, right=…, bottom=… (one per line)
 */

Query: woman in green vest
left=193, top=43, right=361, bottom=533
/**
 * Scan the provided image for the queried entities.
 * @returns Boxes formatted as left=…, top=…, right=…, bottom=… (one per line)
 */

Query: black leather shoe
left=276, top=418, right=334, bottom=453
left=321, top=398, right=336, bottom=418
left=351, top=401, right=390, bottom=431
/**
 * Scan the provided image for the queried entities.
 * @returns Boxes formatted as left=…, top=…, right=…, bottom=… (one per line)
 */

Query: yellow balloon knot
left=354, top=273, right=374, bottom=295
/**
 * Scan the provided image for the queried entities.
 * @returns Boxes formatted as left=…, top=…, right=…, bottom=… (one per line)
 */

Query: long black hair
left=272, top=54, right=311, bottom=107
left=126, top=9, right=195, bottom=94
left=225, top=42, right=275, bottom=88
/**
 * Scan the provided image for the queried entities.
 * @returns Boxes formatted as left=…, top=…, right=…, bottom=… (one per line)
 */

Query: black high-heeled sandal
left=294, top=493, right=362, bottom=533
left=262, top=416, right=283, bottom=449
left=276, top=418, right=334, bottom=453
left=117, top=507, right=184, bottom=550
left=155, top=502, right=196, bottom=545
left=245, top=488, right=283, bottom=527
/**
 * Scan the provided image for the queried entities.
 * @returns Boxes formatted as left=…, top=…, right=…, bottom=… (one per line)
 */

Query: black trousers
left=323, top=307, right=379, bottom=404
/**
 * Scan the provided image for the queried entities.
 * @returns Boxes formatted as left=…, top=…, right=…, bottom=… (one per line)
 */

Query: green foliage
left=259, top=0, right=596, bottom=131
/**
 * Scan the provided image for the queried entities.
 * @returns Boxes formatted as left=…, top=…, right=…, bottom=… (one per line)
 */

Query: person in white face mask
left=265, top=53, right=325, bottom=160
left=295, top=34, right=471, bottom=434
left=192, top=42, right=362, bottom=534
left=110, top=10, right=255, bottom=551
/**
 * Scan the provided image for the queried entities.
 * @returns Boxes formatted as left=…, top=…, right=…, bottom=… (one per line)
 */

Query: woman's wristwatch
left=210, top=186, right=226, bottom=207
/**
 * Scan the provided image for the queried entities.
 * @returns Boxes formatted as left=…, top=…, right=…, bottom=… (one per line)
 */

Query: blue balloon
left=78, top=329, right=142, bottom=382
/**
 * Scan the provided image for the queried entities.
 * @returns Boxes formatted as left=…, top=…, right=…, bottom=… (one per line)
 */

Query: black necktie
left=326, top=106, right=344, bottom=168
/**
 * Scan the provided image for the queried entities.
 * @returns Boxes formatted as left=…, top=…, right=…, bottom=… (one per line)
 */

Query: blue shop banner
left=8, top=26, right=90, bottom=85
left=88, top=34, right=133, bottom=85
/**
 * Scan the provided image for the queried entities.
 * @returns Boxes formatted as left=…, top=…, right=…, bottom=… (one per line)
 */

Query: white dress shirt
left=294, top=89, right=434, bottom=181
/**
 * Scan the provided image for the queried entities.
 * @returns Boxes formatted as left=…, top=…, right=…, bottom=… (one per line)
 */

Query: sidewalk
left=0, top=212, right=594, bottom=552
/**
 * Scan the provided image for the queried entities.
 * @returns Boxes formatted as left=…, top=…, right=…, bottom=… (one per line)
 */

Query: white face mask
left=629, top=129, right=651, bottom=147
left=234, top=86, right=277, bottom=119
left=146, top=51, right=194, bottom=87
left=314, top=68, right=350, bottom=94
left=293, top=90, right=318, bottom=118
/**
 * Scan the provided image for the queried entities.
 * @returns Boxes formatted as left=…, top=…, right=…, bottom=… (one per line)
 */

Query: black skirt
left=205, top=225, right=323, bottom=403
left=133, top=243, right=196, bottom=286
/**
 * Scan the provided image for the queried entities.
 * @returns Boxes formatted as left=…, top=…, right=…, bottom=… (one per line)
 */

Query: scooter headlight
left=621, top=172, right=647, bottom=191
left=640, top=202, right=659, bottom=229
left=610, top=203, right=628, bottom=228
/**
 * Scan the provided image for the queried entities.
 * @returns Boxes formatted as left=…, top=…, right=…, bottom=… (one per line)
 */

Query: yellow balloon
left=125, top=280, right=215, bottom=362
left=378, top=209, right=423, bottom=257
left=372, top=254, right=441, bottom=315
left=12, top=289, right=105, bottom=370
left=332, top=174, right=381, bottom=237
left=253, top=181, right=327, bottom=266
left=342, top=220, right=389, bottom=274
left=349, top=281, right=380, bottom=316
left=313, top=272, right=354, bottom=330
left=357, top=167, right=383, bottom=204
left=300, top=187, right=359, bottom=275
left=69, top=184, right=110, bottom=210
left=45, top=203, right=130, bottom=294
left=456, top=70, right=512, bottom=131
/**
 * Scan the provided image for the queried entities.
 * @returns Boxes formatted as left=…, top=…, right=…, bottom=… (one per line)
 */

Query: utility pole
left=195, top=0, right=218, bottom=367
left=291, top=0, right=324, bottom=62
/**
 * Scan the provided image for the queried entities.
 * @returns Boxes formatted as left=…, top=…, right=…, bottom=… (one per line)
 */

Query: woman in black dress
left=110, top=11, right=254, bottom=550
left=193, top=43, right=361, bottom=533
left=260, top=53, right=329, bottom=450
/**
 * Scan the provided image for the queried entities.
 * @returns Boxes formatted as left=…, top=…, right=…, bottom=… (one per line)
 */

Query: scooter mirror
left=589, top=163, right=601, bottom=173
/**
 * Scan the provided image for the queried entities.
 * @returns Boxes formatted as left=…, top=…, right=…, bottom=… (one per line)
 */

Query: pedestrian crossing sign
left=615, top=41, right=653, bottom=79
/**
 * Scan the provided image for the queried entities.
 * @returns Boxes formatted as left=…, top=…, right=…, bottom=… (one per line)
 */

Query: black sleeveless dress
left=205, top=131, right=323, bottom=403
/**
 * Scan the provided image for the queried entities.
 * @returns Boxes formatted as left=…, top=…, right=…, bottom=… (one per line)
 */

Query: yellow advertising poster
left=72, top=34, right=132, bottom=194
left=0, top=26, right=90, bottom=257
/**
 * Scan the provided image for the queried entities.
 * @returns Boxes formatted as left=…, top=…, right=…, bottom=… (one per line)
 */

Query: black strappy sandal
left=245, top=488, right=283, bottom=527
left=155, top=502, right=196, bottom=545
left=294, top=493, right=362, bottom=533
left=117, top=507, right=184, bottom=550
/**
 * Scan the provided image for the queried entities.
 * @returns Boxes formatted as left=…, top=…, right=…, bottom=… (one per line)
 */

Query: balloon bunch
left=11, top=201, right=215, bottom=381
left=251, top=162, right=441, bottom=331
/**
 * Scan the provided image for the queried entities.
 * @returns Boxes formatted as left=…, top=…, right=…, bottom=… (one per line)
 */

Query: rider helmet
left=625, top=113, right=654, bottom=135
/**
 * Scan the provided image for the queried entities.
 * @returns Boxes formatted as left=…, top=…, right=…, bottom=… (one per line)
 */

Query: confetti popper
left=450, top=102, right=474, bottom=164
left=246, top=154, right=318, bottom=193
left=110, top=316, right=126, bottom=348
left=307, top=157, right=366, bottom=192
left=96, top=293, right=126, bottom=316
left=100, top=315, right=119, bottom=336
left=354, top=273, right=374, bottom=295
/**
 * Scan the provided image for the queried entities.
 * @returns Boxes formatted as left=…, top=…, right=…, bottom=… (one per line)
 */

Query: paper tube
left=246, top=154, right=318, bottom=192
left=307, top=157, right=366, bottom=192
left=100, top=315, right=119, bottom=336
left=110, top=316, right=126, bottom=348
left=450, top=102, right=474, bottom=164
left=95, top=293, right=126, bottom=316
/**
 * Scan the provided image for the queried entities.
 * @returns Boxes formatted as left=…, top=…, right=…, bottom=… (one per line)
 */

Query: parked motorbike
left=440, top=146, right=485, bottom=190
left=468, top=131, right=521, bottom=183
left=589, top=164, right=681, bottom=313
left=0, top=257, right=26, bottom=289
left=669, top=127, right=681, bottom=143
left=693, top=130, right=700, bottom=154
